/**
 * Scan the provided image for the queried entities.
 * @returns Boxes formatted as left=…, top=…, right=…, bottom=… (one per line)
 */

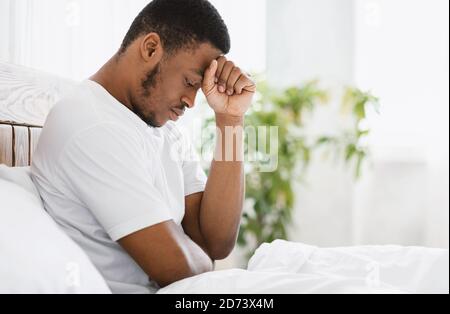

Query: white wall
left=0, top=1, right=10, bottom=60
left=266, top=0, right=357, bottom=246
left=353, top=0, right=449, bottom=248
left=266, top=0, right=355, bottom=88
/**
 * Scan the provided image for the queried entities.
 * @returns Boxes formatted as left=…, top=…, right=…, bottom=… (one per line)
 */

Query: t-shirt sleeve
left=56, top=123, right=173, bottom=241
left=180, top=132, right=208, bottom=196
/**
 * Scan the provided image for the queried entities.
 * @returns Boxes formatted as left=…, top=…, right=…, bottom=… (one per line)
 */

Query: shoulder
left=44, top=82, right=103, bottom=137
left=42, top=82, right=144, bottom=153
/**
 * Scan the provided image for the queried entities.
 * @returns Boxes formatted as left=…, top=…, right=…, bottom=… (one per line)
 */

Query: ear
left=140, top=33, right=163, bottom=63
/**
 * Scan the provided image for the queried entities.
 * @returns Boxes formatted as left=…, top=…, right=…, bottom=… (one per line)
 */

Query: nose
left=181, top=92, right=197, bottom=109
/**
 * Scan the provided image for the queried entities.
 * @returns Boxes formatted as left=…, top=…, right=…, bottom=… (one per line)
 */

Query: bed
left=0, top=61, right=448, bottom=294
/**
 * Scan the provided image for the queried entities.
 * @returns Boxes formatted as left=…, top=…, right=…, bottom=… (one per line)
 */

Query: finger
left=215, top=56, right=227, bottom=83
left=202, top=59, right=218, bottom=93
left=234, top=75, right=256, bottom=95
left=226, top=67, right=242, bottom=96
left=218, top=61, right=234, bottom=93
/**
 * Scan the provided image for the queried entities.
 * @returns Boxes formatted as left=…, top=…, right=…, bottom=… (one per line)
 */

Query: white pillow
left=0, top=179, right=111, bottom=294
left=0, top=165, right=41, bottom=201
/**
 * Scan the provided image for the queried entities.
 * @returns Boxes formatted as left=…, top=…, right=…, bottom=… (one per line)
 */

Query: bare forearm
left=199, top=113, right=245, bottom=259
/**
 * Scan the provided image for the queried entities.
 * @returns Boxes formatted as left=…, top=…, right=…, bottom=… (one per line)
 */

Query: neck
left=90, top=54, right=134, bottom=111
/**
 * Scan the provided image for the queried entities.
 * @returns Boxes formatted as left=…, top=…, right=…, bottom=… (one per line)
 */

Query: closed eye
left=185, top=78, right=200, bottom=89
left=185, top=78, right=195, bottom=88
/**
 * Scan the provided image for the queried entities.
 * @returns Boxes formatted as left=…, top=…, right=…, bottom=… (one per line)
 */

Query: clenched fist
left=202, top=56, right=256, bottom=118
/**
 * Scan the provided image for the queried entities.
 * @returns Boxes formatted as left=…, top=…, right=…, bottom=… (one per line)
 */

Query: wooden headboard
left=0, top=61, right=75, bottom=167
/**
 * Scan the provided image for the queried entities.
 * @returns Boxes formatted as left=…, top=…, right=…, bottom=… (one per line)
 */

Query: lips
left=172, top=107, right=185, bottom=117
left=169, top=109, right=179, bottom=121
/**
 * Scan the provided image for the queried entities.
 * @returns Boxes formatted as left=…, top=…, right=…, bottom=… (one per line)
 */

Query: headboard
left=0, top=61, right=75, bottom=167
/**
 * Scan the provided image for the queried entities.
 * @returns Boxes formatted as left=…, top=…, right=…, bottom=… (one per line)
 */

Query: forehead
left=168, top=43, right=222, bottom=76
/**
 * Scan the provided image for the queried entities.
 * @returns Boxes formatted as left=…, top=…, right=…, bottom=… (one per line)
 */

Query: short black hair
left=120, top=0, right=230, bottom=55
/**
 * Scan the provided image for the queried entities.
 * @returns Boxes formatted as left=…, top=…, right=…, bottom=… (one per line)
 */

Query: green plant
left=317, top=87, right=380, bottom=178
left=200, top=79, right=380, bottom=258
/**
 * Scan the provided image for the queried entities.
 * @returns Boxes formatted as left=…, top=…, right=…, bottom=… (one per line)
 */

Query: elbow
left=207, top=239, right=236, bottom=261
left=210, top=250, right=232, bottom=261
left=153, top=248, right=214, bottom=288
left=156, top=257, right=213, bottom=288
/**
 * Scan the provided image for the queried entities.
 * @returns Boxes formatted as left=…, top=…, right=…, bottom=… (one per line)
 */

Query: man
left=31, top=0, right=256, bottom=293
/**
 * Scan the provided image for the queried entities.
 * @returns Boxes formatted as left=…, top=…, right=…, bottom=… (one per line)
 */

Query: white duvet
left=158, top=240, right=449, bottom=294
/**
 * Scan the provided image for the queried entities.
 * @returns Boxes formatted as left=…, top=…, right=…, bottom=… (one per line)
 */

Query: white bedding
left=0, top=178, right=111, bottom=294
left=158, top=240, right=449, bottom=294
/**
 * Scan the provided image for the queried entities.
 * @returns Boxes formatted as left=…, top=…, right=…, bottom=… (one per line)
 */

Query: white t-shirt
left=31, top=80, right=207, bottom=294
